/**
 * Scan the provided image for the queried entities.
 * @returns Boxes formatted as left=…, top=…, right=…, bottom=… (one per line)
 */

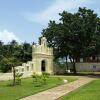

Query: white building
left=15, top=37, right=54, bottom=77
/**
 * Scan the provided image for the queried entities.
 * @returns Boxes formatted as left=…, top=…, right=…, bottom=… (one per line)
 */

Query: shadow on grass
left=56, top=72, right=100, bottom=78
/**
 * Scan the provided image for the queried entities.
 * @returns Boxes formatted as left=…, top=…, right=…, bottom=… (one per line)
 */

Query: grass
left=62, top=72, right=98, bottom=76
left=61, top=79, right=100, bottom=100
left=0, top=76, right=77, bottom=100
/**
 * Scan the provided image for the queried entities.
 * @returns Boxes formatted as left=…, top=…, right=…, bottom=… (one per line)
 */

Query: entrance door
left=41, top=60, right=46, bottom=72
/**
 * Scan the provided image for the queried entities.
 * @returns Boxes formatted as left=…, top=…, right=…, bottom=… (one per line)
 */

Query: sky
left=0, top=0, right=100, bottom=44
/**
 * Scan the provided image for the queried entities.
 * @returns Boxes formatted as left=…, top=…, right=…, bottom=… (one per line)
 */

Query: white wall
left=76, top=63, right=100, bottom=72
left=53, top=62, right=100, bottom=74
left=0, top=73, right=13, bottom=81
left=0, top=72, right=33, bottom=81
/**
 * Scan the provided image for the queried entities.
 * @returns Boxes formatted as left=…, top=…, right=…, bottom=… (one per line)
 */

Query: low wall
left=0, top=72, right=33, bottom=81
left=1, top=62, right=100, bottom=81
left=76, top=63, right=100, bottom=72
left=0, top=73, right=13, bottom=81
left=53, top=62, right=100, bottom=74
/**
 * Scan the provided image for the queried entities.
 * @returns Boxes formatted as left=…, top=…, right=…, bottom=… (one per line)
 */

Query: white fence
left=0, top=71, right=33, bottom=81
left=0, top=73, right=13, bottom=81
left=76, top=63, right=100, bottom=72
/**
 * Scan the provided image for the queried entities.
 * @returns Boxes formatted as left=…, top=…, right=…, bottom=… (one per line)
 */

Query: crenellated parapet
left=32, top=37, right=53, bottom=57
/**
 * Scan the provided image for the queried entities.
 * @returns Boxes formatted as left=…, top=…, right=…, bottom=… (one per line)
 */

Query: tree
left=0, top=57, right=21, bottom=85
left=7, top=57, right=21, bottom=86
left=41, top=7, right=100, bottom=73
left=0, top=40, right=32, bottom=73
left=21, top=42, right=32, bottom=62
left=42, top=20, right=70, bottom=71
left=0, top=41, right=3, bottom=62
left=0, top=57, right=11, bottom=73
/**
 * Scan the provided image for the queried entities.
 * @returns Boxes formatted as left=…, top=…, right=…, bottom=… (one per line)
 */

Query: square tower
left=32, top=37, right=53, bottom=74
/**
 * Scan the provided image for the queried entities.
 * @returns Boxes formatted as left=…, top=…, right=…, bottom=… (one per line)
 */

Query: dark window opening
left=41, top=60, right=46, bottom=72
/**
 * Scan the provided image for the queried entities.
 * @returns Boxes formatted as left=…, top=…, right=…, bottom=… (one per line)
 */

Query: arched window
left=22, top=68, right=24, bottom=72
left=31, top=64, right=33, bottom=70
left=27, top=66, right=29, bottom=71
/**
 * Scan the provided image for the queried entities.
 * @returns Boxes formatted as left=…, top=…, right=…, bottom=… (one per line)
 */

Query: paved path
left=21, top=76, right=95, bottom=100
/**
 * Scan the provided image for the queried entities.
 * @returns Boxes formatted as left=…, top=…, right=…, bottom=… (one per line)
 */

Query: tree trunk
left=72, top=61, right=76, bottom=74
left=69, top=57, right=76, bottom=74
left=65, top=56, right=68, bottom=71
left=12, top=67, right=16, bottom=86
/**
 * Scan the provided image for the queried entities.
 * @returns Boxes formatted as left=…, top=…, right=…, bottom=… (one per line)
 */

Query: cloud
left=24, top=0, right=91, bottom=25
left=0, top=30, right=20, bottom=44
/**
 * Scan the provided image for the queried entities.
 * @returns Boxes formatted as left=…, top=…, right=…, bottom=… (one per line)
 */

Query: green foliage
left=0, top=65, right=10, bottom=73
left=0, top=40, right=32, bottom=73
left=32, top=72, right=41, bottom=82
left=42, top=72, right=50, bottom=78
left=15, top=73, right=23, bottom=85
left=31, top=73, right=42, bottom=86
left=41, top=72, right=50, bottom=84
left=32, top=72, right=50, bottom=86
left=0, top=57, right=11, bottom=73
left=42, top=7, right=100, bottom=73
left=0, top=40, right=32, bottom=86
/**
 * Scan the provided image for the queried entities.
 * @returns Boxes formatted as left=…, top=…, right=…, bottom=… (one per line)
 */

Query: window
left=27, top=66, right=29, bottom=71
left=31, top=64, right=33, bottom=70
left=22, top=68, right=24, bottom=72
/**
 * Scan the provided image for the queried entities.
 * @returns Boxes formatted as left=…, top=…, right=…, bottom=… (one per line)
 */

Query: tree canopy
left=41, top=7, right=100, bottom=73
left=0, top=40, right=32, bottom=73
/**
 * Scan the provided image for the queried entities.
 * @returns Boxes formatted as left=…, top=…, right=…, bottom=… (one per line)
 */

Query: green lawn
left=61, top=79, right=100, bottom=100
left=0, top=76, right=77, bottom=100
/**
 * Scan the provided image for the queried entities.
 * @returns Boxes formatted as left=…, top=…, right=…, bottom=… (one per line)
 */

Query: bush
left=42, top=72, right=50, bottom=78
left=15, top=73, right=23, bottom=85
left=32, top=72, right=50, bottom=86
left=32, top=72, right=41, bottom=82
left=41, top=72, right=50, bottom=84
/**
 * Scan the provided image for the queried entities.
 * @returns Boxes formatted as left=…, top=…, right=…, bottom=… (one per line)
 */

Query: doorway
left=41, top=60, right=46, bottom=72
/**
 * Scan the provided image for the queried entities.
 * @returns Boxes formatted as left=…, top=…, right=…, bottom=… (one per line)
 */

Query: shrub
left=42, top=72, right=50, bottom=78
left=41, top=72, right=50, bottom=84
left=32, top=72, right=41, bottom=82
left=32, top=72, right=50, bottom=86
left=15, top=73, right=23, bottom=85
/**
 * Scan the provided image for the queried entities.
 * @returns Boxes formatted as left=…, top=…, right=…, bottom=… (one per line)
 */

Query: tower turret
left=41, top=37, right=47, bottom=45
